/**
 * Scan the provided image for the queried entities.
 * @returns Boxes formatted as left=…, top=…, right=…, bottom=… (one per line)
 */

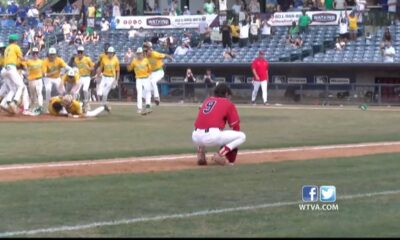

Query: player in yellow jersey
left=42, top=47, right=72, bottom=108
left=96, top=46, right=120, bottom=105
left=22, top=47, right=44, bottom=113
left=143, top=42, right=173, bottom=106
left=0, top=34, right=26, bottom=114
left=0, top=42, right=6, bottom=104
left=94, top=43, right=111, bottom=101
left=127, top=47, right=152, bottom=115
left=48, top=95, right=110, bottom=118
left=73, top=45, right=94, bottom=112
left=59, top=69, right=81, bottom=99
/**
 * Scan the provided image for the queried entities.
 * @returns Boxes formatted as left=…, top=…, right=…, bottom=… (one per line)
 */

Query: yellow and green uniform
left=147, top=51, right=166, bottom=72
left=62, top=72, right=80, bottom=85
left=348, top=16, right=358, bottom=30
left=0, top=55, right=4, bottom=68
left=3, top=43, right=23, bottom=66
left=74, top=56, right=94, bottom=77
left=23, top=59, right=44, bottom=81
left=127, top=58, right=151, bottom=79
left=48, top=96, right=83, bottom=116
left=42, top=57, right=68, bottom=78
left=100, top=56, right=120, bottom=77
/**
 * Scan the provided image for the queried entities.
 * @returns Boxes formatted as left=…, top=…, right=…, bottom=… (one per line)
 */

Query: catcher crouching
left=48, top=94, right=110, bottom=118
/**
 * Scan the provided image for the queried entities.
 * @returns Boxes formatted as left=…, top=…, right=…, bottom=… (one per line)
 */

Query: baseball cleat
left=8, top=101, right=18, bottom=114
left=0, top=104, right=13, bottom=114
left=22, top=110, right=32, bottom=116
left=197, top=146, right=207, bottom=166
left=155, top=98, right=160, bottom=106
left=104, top=104, right=111, bottom=113
left=211, top=153, right=226, bottom=166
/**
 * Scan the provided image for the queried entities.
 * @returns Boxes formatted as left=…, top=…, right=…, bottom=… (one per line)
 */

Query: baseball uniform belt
left=195, top=128, right=209, bottom=133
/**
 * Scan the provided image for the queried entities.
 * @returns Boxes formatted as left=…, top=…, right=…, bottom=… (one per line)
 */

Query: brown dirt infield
left=1, top=142, right=400, bottom=183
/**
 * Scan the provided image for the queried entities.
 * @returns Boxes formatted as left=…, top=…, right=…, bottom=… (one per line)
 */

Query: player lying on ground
left=48, top=95, right=110, bottom=118
left=192, top=83, right=246, bottom=166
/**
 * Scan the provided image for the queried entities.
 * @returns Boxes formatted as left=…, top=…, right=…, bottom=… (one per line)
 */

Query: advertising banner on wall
left=269, top=11, right=343, bottom=26
left=115, top=14, right=219, bottom=29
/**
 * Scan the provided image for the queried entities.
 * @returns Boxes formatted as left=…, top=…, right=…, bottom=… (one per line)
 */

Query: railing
left=107, top=82, right=400, bottom=106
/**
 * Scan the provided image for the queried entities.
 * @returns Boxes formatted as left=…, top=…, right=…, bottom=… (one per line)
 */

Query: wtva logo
left=302, top=185, right=336, bottom=202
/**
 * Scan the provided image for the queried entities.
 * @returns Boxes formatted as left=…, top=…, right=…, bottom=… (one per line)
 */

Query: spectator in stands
left=365, top=31, right=372, bottom=44
left=325, top=0, right=334, bottom=10
left=198, top=16, right=211, bottom=47
left=184, top=68, right=197, bottom=102
left=381, top=27, right=392, bottom=50
left=337, top=12, right=348, bottom=41
left=113, top=0, right=121, bottom=17
left=87, top=3, right=96, bottom=29
left=83, top=32, right=91, bottom=44
left=223, top=48, right=237, bottom=60
left=277, top=0, right=293, bottom=12
left=249, top=0, right=261, bottom=13
left=203, top=69, right=216, bottom=99
left=388, top=0, right=397, bottom=24
left=0, top=3, right=4, bottom=14
left=288, top=21, right=299, bottom=39
left=183, top=5, right=191, bottom=15
left=34, top=29, right=45, bottom=51
left=239, top=20, right=250, bottom=48
left=334, top=0, right=346, bottom=9
left=165, top=35, right=176, bottom=54
left=136, top=27, right=148, bottom=38
left=291, top=34, right=303, bottom=48
left=293, top=0, right=304, bottom=10
left=261, top=17, right=273, bottom=39
left=7, top=1, right=18, bottom=15
left=232, top=0, right=242, bottom=15
left=74, top=30, right=84, bottom=46
left=204, top=0, right=216, bottom=14
left=174, top=42, right=192, bottom=56
left=221, top=20, right=232, bottom=49
left=91, top=31, right=100, bottom=43
left=335, top=37, right=346, bottom=50
left=249, top=15, right=260, bottom=44
left=355, top=0, right=366, bottom=24
left=101, top=18, right=110, bottom=32
left=182, top=31, right=192, bottom=46
left=298, top=10, right=311, bottom=34
left=266, top=0, right=278, bottom=12
left=348, top=10, right=358, bottom=41
left=382, top=41, right=396, bottom=62
left=309, top=0, right=321, bottom=10
left=230, top=20, right=240, bottom=44
left=124, top=47, right=133, bottom=63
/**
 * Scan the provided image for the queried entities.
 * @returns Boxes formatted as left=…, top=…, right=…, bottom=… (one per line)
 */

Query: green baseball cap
left=9, top=34, right=19, bottom=41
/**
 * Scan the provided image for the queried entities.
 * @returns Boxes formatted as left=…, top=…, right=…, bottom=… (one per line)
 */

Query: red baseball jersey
left=194, top=97, right=241, bottom=131
left=251, top=57, right=269, bottom=81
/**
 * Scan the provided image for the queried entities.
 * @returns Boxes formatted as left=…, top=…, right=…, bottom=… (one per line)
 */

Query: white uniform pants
left=28, top=79, right=44, bottom=107
left=136, top=77, right=151, bottom=110
left=252, top=80, right=268, bottom=103
left=97, top=76, right=115, bottom=104
left=149, top=69, right=164, bottom=99
left=80, top=76, right=91, bottom=104
left=1, top=65, right=25, bottom=102
left=85, top=105, right=106, bottom=117
left=59, top=82, right=82, bottom=99
left=192, top=128, right=246, bottom=151
left=44, top=77, right=62, bottom=101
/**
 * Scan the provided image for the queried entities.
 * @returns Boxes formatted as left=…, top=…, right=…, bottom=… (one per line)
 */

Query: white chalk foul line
left=1, top=141, right=400, bottom=171
left=0, top=189, right=399, bottom=237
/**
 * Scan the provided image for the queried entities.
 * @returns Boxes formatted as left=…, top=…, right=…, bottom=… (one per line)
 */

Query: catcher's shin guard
left=197, top=146, right=207, bottom=166
left=225, top=148, right=238, bottom=163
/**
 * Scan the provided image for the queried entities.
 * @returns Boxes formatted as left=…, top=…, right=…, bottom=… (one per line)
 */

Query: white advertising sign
left=269, top=11, right=343, bottom=26
left=115, top=14, right=218, bottom=29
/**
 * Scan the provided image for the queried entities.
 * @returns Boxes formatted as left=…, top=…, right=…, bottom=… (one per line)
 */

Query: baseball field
left=1, top=103, right=400, bottom=237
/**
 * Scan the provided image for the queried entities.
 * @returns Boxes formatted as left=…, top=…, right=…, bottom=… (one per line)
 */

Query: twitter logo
left=320, top=186, right=336, bottom=202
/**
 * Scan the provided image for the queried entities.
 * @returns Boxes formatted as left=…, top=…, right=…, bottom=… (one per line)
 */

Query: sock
left=225, top=148, right=238, bottom=163
left=218, top=145, right=231, bottom=157
left=146, top=104, right=151, bottom=109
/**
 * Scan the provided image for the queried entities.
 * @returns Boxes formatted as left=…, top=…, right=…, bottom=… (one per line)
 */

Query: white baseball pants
left=59, top=82, right=82, bottom=99
left=192, top=128, right=246, bottom=151
left=97, top=76, right=115, bottom=104
left=44, top=77, right=62, bottom=101
left=85, top=105, right=106, bottom=117
left=149, top=69, right=164, bottom=100
left=80, top=76, right=91, bottom=104
left=1, top=65, right=25, bottom=102
left=28, top=79, right=44, bottom=107
left=136, top=77, right=151, bottom=110
left=252, top=80, right=268, bottom=103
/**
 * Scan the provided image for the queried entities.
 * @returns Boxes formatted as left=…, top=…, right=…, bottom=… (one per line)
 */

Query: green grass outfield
left=1, top=104, right=400, bottom=164
left=0, top=153, right=399, bottom=237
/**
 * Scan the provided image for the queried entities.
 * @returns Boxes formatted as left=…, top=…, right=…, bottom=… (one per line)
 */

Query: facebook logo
left=320, top=186, right=336, bottom=202
left=302, top=185, right=318, bottom=202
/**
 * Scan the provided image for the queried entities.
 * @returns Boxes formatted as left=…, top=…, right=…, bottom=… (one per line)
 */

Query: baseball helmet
left=48, top=47, right=57, bottom=54
left=107, top=46, right=115, bottom=53
left=32, top=47, right=39, bottom=53
left=136, top=47, right=143, bottom=53
left=77, top=45, right=85, bottom=51
left=61, top=95, right=73, bottom=106
left=9, top=34, right=19, bottom=41
left=0, top=42, right=5, bottom=48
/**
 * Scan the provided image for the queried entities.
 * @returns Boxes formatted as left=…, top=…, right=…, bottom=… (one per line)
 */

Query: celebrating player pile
left=192, top=83, right=246, bottom=166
